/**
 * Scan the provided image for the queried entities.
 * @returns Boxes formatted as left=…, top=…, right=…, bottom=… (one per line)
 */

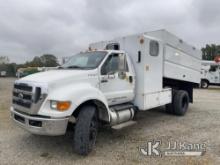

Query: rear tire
left=173, top=90, right=189, bottom=116
left=165, top=90, right=176, bottom=114
left=166, top=90, right=189, bottom=116
left=165, top=104, right=174, bottom=114
left=74, top=105, right=98, bottom=155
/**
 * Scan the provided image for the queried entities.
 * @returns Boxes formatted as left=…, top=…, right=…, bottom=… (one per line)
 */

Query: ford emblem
left=18, top=93, right=24, bottom=99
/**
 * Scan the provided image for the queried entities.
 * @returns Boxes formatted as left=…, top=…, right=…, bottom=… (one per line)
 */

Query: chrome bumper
left=10, top=108, right=69, bottom=136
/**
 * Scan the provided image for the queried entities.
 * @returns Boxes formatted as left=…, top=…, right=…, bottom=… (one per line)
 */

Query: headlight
left=50, top=100, right=71, bottom=111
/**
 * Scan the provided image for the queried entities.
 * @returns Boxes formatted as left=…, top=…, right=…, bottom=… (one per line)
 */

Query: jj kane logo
left=140, top=140, right=161, bottom=157
left=140, top=140, right=206, bottom=157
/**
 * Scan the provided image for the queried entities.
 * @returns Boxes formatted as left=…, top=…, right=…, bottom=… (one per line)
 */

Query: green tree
left=7, top=63, right=17, bottom=76
left=22, top=54, right=59, bottom=67
left=0, top=63, right=17, bottom=76
left=30, top=56, right=44, bottom=67
left=40, top=54, right=59, bottom=67
left=201, top=44, right=220, bottom=60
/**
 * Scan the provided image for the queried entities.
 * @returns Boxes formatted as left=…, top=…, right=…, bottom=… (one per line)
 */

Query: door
left=209, top=65, right=219, bottom=83
left=143, top=37, right=163, bottom=93
left=99, top=53, right=135, bottom=105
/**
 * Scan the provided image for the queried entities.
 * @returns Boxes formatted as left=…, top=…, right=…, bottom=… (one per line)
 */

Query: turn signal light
left=57, top=101, right=71, bottom=111
left=51, top=100, right=71, bottom=111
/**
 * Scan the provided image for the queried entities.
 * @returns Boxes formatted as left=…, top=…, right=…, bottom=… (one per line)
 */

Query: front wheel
left=74, top=105, right=98, bottom=155
left=201, top=80, right=209, bottom=89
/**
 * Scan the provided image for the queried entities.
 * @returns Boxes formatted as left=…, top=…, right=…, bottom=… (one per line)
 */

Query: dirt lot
left=0, top=78, right=220, bottom=165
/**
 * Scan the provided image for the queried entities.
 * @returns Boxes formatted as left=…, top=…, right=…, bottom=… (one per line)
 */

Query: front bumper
left=10, top=107, right=69, bottom=136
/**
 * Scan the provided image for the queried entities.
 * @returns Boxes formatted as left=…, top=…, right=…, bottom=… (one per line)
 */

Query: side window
left=209, top=66, right=218, bottom=72
left=118, top=53, right=129, bottom=72
left=101, top=53, right=128, bottom=75
left=149, top=40, right=159, bottom=56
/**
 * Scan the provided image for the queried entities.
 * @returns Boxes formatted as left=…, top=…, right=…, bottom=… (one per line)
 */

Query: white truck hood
left=16, top=69, right=99, bottom=92
left=20, top=70, right=95, bottom=83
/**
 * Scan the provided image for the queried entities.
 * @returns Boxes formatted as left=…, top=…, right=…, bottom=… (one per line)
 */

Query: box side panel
left=164, top=61, right=201, bottom=83
left=143, top=89, right=171, bottom=110
left=134, top=94, right=145, bottom=110
left=145, top=30, right=201, bottom=60
left=164, top=45, right=201, bottom=83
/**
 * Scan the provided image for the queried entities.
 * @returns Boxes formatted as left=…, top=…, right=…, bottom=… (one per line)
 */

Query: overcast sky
left=0, top=0, right=220, bottom=63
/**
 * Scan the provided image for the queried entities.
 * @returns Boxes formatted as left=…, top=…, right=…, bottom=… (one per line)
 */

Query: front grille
left=13, top=99, right=32, bottom=108
left=12, top=83, right=34, bottom=109
left=14, top=84, right=32, bottom=92
left=13, top=91, right=32, bottom=100
left=12, top=83, right=46, bottom=115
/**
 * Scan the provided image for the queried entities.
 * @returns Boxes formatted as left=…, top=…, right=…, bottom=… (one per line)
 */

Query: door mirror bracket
left=118, top=71, right=126, bottom=79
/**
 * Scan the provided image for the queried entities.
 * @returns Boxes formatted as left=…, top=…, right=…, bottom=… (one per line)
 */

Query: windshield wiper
left=66, top=65, right=83, bottom=69
left=58, top=66, right=64, bottom=69
left=60, top=65, right=94, bottom=70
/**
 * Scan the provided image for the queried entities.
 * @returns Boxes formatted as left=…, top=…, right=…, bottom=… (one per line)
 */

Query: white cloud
left=0, top=0, right=219, bottom=63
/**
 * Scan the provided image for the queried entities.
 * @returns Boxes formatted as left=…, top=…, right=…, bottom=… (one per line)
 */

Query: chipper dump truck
left=11, top=30, right=201, bottom=155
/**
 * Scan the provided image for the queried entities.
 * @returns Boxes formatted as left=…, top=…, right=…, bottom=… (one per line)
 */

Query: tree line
left=1, top=44, right=220, bottom=77
left=201, top=44, right=220, bottom=60
left=0, top=54, right=59, bottom=76
left=19, top=54, right=59, bottom=68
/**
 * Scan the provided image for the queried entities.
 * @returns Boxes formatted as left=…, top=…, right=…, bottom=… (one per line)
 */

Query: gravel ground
left=0, top=78, right=220, bottom=165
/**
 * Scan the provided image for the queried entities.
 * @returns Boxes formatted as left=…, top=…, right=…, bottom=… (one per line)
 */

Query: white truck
left=201, top=60, right=220, bottom=88
left=0, top=71, right=7, bottom=77
left=10, top=30, right=201, bottom=155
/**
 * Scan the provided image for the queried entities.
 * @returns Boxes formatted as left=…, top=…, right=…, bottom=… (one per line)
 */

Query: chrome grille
left=12, top=99, right=32, bottom=108
left=13, top=91, right=32, bottom=100
left=12, top=83, right=36, bottom=108
left=14, top=84, right=33, bottom=92
left=13, top=84, right=33, bottom=109
left=12, top=82, right=46, bottom=115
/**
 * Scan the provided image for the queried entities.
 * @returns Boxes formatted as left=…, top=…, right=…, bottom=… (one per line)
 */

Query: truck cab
left=11, top=50, right=138, bottom=154
left=201, top=61, right=220, bottom=88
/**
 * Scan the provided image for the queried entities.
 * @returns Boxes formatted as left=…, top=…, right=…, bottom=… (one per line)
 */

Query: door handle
left=101, top=79, right=108, bottom=83
left=129, top=76, right=133, bottom=83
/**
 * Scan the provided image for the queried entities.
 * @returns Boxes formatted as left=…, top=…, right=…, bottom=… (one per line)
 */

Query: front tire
left=201, top=80, right=209, bottom=89
left=74, top=105, right=98, bottom=155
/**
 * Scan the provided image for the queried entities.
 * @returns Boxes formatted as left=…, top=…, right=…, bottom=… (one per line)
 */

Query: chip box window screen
left=149, top=40, right=159, bottom=56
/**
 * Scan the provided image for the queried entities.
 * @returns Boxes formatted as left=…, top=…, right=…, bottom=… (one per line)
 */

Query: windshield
left=62, top=51, right=107, bottom=69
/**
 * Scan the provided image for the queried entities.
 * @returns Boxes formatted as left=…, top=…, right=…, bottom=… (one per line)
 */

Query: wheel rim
left=202, top=82, right=207, bottom=88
